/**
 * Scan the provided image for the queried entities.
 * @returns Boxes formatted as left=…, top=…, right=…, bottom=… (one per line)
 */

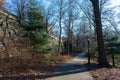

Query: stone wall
left=0, top=0, right=5, bottom=9
left=0, top=9, right=19, bottom=52
left=0, top=9, right=62, bottom=55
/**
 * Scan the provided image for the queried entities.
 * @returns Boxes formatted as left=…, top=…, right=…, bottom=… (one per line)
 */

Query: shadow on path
left=0, top=53, right=103, bottom=80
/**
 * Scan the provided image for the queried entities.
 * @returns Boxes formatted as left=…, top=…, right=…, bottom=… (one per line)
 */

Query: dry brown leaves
left=91, top=68, right=120, bottom=80
left=0, top=53, right=72, bottom=77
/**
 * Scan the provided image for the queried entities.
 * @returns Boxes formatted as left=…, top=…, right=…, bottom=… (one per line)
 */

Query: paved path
left=47, top=53, right=93, bottom=80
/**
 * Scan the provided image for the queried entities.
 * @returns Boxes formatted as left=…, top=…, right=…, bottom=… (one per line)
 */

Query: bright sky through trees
left=39, top=0, right=120, bottom=30
left=109, top=0, right=120, bottom=7
left=108, top=0, right=120, bottom=30
left=6, top=0, right=120, bottom=30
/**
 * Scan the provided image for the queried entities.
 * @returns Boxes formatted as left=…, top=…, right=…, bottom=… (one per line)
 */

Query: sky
left=40, top=0, right=50, bottom=8
left=108, top=0, right=120, bottom=30
left=6, top=0, right=120, bottom=31
left=41, top=0, right=120, bottom=8
left=40, top=0, right=120, bottom=31
left=109, top=0, right=120, bottom=7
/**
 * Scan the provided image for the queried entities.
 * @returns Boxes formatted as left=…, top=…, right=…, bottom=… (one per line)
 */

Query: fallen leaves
left=0, top=53, right=72, bottom=78
left=91, top=68, right=120, bottom=80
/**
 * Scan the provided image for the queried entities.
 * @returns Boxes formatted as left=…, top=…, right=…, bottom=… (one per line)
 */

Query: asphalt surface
left=47, top=52, right=94, bottom=80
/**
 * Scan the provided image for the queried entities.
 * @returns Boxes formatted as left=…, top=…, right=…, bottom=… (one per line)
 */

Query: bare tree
left=102, top=10, right=120, bottom=34
left=50, top=0, right=67, bottom=53
left=42, top=5, right=58, bottom=35
left=75, top=0, right=95, bottom=52
left=63, top=0, right=78, bottom=54
left=6, top=0, right=28, bottom=27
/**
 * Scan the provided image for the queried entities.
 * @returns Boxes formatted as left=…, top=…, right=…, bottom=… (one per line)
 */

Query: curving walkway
left=47, top=52, right=94, bottom=80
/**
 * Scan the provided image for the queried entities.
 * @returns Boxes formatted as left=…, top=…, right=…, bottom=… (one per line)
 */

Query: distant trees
left=49, top=0, right=67, bottom=53
left=6, top=0, right=28, bottom=27
left=49, top=0, right=81, bottom=54
left=42, top=6, right=55, bottom=34
left=2, top=0, right=119, bottom=67
left=63, top=0, right=77, bottom=54
left=103, top=10, right=120, bottom=34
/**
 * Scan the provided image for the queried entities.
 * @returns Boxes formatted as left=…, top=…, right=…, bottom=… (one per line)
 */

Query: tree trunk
left=111, top=53, right=115, bottom=66
left=45, top=18, right=48, bottom=34
left=58, top=1, right=63, bottom=54
left=90, top=0, right=109, bottom=66
left=58, top=14, right=62, bottom=54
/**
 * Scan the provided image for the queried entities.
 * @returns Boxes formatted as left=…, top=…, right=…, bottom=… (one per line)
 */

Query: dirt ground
left=91, top=67, right=120, bottom=80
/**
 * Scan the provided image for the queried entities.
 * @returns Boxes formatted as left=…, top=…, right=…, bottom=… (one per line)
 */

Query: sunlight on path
left=47, top=52, right=93, bottom=80
left=48, top=72, right=93, bottom=80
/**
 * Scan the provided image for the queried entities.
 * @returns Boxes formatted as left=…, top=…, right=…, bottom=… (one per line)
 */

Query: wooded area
left=0, top=0, right=120, bottom=80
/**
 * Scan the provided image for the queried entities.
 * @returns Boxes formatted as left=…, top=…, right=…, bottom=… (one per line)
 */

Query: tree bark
left=90, top=0, right=109, bottom=66
left=45, top=18, right=48, bottom=34
left=58, top=0, right=63, bottom=54
left=58, top=11, right=62, bottom=54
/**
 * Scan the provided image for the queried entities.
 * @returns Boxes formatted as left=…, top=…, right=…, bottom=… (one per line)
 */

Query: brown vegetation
left=0, top=53, right=72, bottom=77
left=91, top=68, right=120, bottom=80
